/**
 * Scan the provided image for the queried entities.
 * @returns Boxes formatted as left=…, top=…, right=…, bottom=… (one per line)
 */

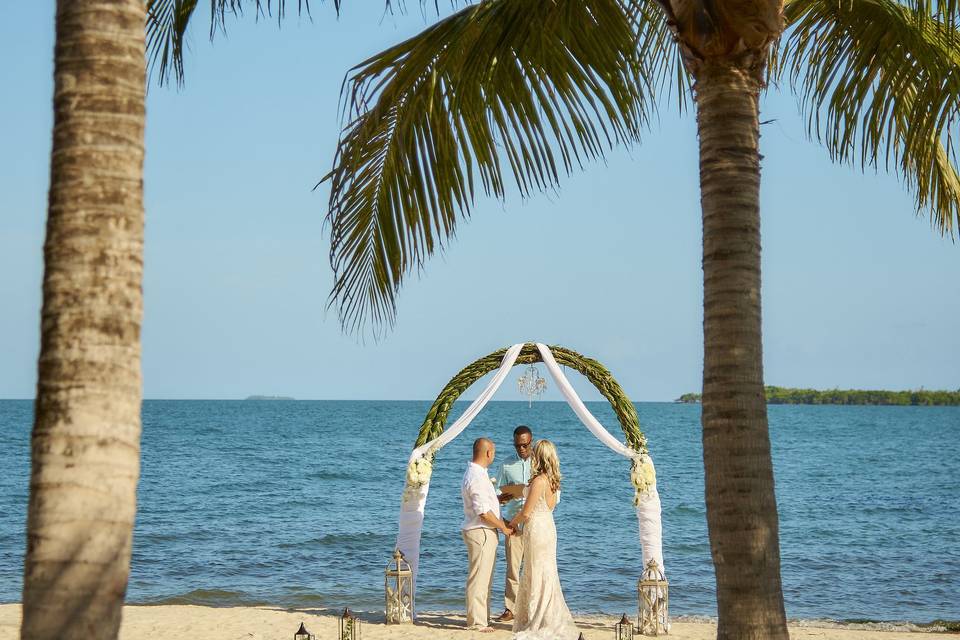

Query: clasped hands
left=502, top=517, right=523, bottom=537
left=496, top=484, right=525, bottom=536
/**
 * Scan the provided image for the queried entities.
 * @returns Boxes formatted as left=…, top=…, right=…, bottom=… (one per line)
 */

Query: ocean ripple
left=0, top=400, right=957, bottom=622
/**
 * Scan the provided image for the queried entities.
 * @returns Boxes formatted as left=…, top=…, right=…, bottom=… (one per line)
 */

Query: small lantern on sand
left=293, top=622, right=314, bottom=640
left=340, top=608, right=361, bottom=640
left=637, top=559, right=669, bottom=636
left=614, top=613, right=634, bottom=640
left=385, top=549, right=413, bottom=623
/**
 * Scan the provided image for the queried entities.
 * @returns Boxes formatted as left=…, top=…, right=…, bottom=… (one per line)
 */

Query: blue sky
left=1, top=2, right=958, bottom=401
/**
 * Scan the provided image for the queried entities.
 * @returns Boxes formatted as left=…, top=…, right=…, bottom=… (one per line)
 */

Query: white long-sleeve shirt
left=461, top=461, right=500, bottom=531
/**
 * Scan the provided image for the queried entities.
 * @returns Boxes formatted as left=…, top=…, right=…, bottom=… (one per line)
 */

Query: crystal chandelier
left=517, top=363, right=547, bottom=407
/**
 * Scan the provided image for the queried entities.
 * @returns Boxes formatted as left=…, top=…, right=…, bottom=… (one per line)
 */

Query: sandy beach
left=1, top=605, right=956, bottom=640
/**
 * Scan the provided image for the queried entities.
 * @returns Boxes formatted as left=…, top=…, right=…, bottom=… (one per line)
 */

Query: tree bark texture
left=22, top=2, right=146, bottom=639
left=695, top=62, right=789, bottom=640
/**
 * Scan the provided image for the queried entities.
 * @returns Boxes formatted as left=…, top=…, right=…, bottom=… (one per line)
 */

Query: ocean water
left=0, top=400, right=957, bottom=622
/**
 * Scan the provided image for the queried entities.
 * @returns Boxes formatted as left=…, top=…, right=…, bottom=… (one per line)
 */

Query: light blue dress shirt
left=495, top=455, right=532, bottom=521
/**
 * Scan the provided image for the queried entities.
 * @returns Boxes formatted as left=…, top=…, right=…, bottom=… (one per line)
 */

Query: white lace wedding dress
left=512, top=488, right=579, bottom=640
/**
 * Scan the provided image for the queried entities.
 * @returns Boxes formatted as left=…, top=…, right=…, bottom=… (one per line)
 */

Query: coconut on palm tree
left=321, top=1, right=959, bottom=638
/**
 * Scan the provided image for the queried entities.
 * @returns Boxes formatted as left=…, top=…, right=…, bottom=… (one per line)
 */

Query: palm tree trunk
left=22, top=2, right=146, bottom=639
left=695, top=62, right=789, bottom=640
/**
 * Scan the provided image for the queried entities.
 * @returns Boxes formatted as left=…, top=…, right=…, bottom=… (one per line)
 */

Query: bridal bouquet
left=631, top=455, right=656, bottom=505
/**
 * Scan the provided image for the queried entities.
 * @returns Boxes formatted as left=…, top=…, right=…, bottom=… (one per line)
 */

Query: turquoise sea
left=0, top=400, right=957, bottom=622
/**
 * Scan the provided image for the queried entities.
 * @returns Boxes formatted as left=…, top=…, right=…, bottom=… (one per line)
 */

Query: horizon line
left=0, top=397, right=678, bottom=403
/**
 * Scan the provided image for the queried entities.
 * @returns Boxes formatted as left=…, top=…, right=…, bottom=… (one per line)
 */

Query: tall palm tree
left=322, top=1, right=959, bottom=638
left=23, top=2, right=321, bottom=639
left=22, top=2, right=147, bottom=639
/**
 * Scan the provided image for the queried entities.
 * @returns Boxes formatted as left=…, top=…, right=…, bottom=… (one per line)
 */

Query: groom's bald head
left=472, top=437, right=495, bottom=467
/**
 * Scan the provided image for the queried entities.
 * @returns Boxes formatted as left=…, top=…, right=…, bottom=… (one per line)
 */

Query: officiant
left=493, top=425, right=534, bottom=623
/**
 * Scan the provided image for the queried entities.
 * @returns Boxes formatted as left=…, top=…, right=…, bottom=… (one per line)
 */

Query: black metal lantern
left=614, top=613, right=634, bottom=640
left=294, top=622, right=314, bottom=640
left=340, top=607, right=361, bottom=640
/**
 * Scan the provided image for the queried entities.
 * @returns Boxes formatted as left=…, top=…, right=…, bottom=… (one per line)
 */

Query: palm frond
left=782, top=0, right=960, bottom=236
left=147, top=0, right=319, bottom=87
left=210, top=0, right=318, bottom=34
left=916, top=0, right=960, bottom=28
left=146, top=0, right=200, bottom=87
left=325, top=0, right=670, bottom=335
left=626, top=0, right=692, bottom=112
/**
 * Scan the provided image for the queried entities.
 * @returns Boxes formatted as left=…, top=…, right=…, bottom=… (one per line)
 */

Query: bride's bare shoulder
left=530, top=474, right=558, bottom=504
left=530, top=474, right=549, bottom=488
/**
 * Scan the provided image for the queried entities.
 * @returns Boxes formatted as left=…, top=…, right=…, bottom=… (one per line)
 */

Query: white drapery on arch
left=396, top=343, right=664, bottom=615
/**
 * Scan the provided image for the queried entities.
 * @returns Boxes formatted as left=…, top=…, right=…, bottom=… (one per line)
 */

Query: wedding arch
left=397, top=342, right=664, bottom=613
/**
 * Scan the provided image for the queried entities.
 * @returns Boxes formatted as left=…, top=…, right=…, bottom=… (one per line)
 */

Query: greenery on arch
left=414, top=343, right=648, bottom=454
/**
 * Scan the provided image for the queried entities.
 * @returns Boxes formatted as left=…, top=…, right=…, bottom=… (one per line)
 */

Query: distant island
left=676, top=386, right=960, bottom=406
left=244, top=395, right=296, bottom=401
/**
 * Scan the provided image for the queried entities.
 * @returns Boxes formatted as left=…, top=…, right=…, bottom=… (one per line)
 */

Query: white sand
left=0, top=605, right=956, bottom=640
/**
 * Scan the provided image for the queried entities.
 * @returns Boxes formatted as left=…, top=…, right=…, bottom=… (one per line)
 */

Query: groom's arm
left=479, top=511, right=512, bottom=536
left=466, top=476, right=512, bottom=535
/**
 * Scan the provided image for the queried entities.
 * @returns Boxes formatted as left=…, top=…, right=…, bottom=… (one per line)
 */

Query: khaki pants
left=462, top=527, right=499, bottom=628
left=504, top=531, right=524, bottom=612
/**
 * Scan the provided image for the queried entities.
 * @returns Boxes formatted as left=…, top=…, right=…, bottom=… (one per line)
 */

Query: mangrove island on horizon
left=676, top=386, right=960, bottom=405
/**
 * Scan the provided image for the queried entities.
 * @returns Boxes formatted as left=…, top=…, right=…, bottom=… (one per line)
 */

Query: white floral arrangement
left=406, top=456, right=433, bottom=486
left=402, top=452, right=435, bottom=503
left=631, top=455, right=656, bottom=505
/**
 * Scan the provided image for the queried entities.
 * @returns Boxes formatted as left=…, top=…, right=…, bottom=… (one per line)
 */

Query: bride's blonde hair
left=531, top=439, right=562, bottom=493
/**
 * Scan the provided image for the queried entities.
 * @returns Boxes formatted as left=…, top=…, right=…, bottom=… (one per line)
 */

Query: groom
left=461, top=438, right=513, bottom=631
left=494, top=425, right=533, bottom=623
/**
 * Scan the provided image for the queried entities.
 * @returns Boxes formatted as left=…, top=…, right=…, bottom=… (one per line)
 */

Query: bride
left=507, top=440, right=579, bottom=640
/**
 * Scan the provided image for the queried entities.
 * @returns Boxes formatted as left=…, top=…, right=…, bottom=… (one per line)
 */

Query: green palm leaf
left=325, top=0, right=665, bottom=335
left=916, top=0, right=960, bottom=28
left=626, top=0, right=692, bottom=113
left=782, top=0, right=960, bottom=235
left=146, top=0, right=200, bottom=87
left=147, top=0, right=320, bottom=87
